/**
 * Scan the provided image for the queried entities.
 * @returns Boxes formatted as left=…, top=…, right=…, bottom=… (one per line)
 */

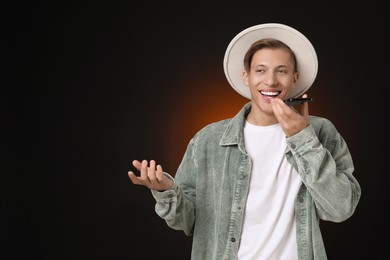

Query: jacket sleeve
left=286, top=118, right=361, bottom=222
left=150, top=138, right=198, bottom=236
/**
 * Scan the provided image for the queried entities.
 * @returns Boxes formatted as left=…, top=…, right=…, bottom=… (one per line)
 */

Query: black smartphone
left=284, top=97, right=313, bottom=106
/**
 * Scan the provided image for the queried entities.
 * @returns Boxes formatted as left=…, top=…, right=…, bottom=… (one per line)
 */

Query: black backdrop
left=4, top=2, right=387, bottom=259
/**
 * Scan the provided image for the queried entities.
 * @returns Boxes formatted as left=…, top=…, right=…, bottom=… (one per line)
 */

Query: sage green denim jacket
left=151, top=102, right=361, bottom=260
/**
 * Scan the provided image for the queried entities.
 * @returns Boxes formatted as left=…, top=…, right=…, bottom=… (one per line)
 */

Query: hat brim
left=223, top=23, right=318, bottom=99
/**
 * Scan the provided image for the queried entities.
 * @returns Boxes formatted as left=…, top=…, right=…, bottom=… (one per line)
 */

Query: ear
left=242, top=70, right=249, bottom=87
left=293, top=72, right=299, bottom=84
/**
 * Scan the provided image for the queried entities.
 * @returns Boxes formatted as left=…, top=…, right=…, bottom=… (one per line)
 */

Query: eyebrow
left=252, top=64, right=291, bottom=69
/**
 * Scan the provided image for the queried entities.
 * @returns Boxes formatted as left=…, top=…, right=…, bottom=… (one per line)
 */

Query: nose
left=264, top=72, right=277, bottom=86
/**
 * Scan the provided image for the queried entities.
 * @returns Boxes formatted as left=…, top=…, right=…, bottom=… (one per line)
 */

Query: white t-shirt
left=237, top=121, right=302, bottom=260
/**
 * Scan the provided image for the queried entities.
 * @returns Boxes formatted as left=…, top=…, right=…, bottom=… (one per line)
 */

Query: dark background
left=3, top=2, right=387, bottom=259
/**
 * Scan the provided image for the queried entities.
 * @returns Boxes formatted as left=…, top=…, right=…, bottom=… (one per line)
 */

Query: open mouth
left=260, top=90, right=281, bottom=97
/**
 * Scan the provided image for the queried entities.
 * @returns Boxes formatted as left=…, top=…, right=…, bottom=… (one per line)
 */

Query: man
left=128, top=23, right=361, bottom=259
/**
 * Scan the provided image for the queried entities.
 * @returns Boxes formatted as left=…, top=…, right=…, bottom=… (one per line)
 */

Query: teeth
left=261, top=91, right=280, bottom=96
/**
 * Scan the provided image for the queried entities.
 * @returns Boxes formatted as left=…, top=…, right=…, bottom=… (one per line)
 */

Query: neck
left=246, top=111, right=278, bottom=126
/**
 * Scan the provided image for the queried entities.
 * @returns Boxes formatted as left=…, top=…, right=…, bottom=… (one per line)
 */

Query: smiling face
left=243, top=47, right=299, bottom=125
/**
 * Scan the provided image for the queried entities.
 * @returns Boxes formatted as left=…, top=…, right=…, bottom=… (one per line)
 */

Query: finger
left=300, top=94, right=309, bottom=119
left=132, top=160, right=142, bottom=171
left=270, top=99, right=282, bottom=122
left=128, top=171, right=141, bottom=185
left=272, top=98, right=290, bottom=121
left=148, top=160, right=158, bottom=183
left=156, top=164, right=164, bottom=182
left=270, top=98, right=281, bottom=114
left=139, top=160, right=150, bottom=183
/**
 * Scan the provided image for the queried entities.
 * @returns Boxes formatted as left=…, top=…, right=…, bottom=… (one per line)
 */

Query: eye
left=277, top=68, right=288, bottom=74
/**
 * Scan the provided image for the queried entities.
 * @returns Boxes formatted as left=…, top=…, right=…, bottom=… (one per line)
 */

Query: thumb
left=301, top=94, right=309, bottom=119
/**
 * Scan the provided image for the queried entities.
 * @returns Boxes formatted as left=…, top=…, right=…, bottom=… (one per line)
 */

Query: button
left=290, top=144, right=296, bottom=149
left=298, top=197, right=304, bottom=203
left=231, top=238, right=236, bottom=242
left=238, top=206, right=241, bottom=210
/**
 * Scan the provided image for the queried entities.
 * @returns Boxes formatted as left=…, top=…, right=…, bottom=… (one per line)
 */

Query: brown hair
left=243, top=38, right=297, bottom=72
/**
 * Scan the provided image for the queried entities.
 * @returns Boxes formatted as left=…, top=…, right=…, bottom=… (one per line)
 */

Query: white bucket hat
left=223, top=23, right=318, bottom=99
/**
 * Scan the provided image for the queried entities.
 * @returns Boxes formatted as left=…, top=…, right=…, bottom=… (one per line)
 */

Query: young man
left=128, top=23, right=361, bottom=259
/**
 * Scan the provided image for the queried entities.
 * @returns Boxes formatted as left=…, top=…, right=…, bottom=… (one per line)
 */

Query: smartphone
left=284, top=97, right=313, bottom=106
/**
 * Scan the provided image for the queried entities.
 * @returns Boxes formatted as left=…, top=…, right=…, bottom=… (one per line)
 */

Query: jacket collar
left=219, top=102, right=251, bottom=151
